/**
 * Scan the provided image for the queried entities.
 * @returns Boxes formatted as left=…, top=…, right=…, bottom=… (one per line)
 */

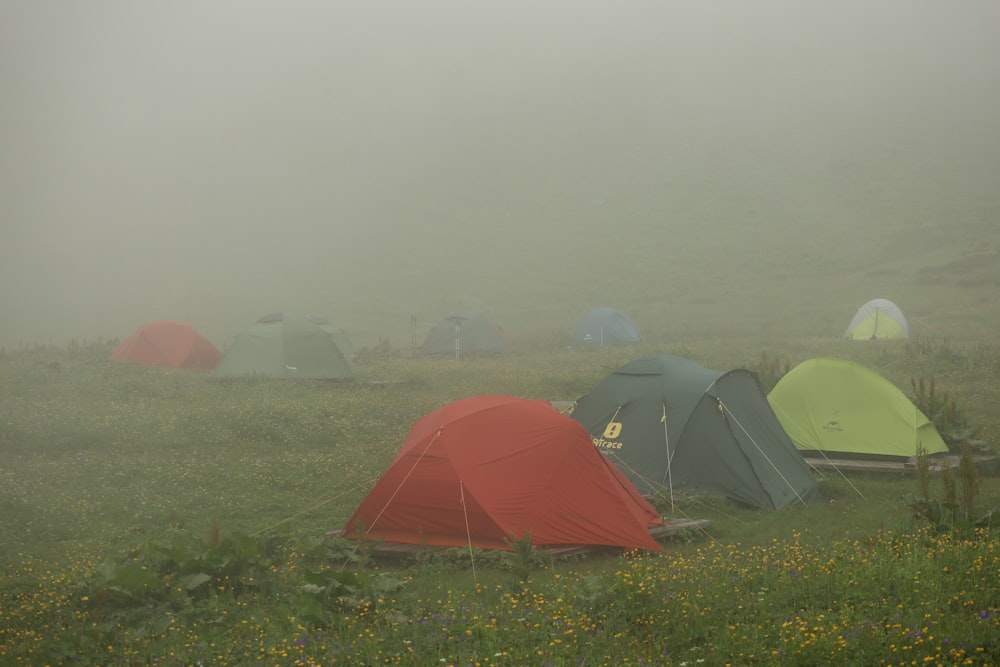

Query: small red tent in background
left=341, top=395, right=664, bottom=552
left=112, top=321, right=220, bottom=371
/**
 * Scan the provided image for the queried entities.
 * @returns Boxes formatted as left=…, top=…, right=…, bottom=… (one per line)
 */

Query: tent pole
left=662, top=404, right=675, bottom=511
left=367, top=429, right=444, bottom=529
left=410, top=315, right=417, bottom=358
left=459, top=481, right=477, bottom=585
left=717, top=398, right=810, bottom=506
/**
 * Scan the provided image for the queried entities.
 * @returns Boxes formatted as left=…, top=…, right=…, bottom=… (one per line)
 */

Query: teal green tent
left=844, top=298, right=911, bottom=340
left=768, top=358, right=947, bottom=459
left=213, top=313, right=353, bottom=380
left=304, top=315, right=355, bottom=360
left=571, top=354, right=821, bottom=509
left=572, top=307, right=641, bottom=347
left=419, top=311, right=513, bottom=358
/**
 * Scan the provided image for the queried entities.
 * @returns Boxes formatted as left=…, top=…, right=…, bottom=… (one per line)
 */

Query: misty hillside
left=2, top=1, right=998, bottom=348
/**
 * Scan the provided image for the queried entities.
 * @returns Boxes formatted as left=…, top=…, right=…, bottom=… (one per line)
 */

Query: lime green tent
left=213, top=313, right=353, bottom=380
left=571, top=354, right=821, bottom=509
left=768, top=358, right=946, bottom=459
left=844, top=298, right=911, bottom=340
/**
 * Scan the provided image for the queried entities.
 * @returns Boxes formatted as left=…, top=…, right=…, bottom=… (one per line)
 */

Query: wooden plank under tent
left=805, top=454, right=999, bottom=474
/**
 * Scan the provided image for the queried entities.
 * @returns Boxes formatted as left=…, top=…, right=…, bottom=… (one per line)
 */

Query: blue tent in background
left=572, top=307, right=641, bottom=347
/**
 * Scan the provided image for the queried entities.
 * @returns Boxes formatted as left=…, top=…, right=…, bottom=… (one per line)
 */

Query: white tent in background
left=844, top=298, right=911, bottom=340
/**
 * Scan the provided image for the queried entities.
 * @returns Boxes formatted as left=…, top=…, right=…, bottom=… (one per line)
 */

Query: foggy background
left=2, top=1, right=999, bottom=349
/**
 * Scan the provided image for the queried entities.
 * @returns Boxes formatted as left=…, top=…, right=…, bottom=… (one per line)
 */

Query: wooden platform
left=327, top=517, right=711, bottom=560
left=549, top=400, right=575, bottom=414
left=547, top=518, right=712, bottom=558
left=805, top=454, right=999, bottom=474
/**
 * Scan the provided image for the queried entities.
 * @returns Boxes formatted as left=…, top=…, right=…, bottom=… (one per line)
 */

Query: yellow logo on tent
left=592, top=421, right=624, bottom=450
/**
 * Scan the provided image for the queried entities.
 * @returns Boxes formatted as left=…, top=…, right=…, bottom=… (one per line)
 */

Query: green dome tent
left=571, top=354, right=821, bottom=510
left=767, top=358, right=947, bottom=459
left=845, top=298, right=911, bottom=340
left=304, top=315, right=356, bottom=360
left=418, top=311, right=513, bottom=358
left=213, top=313, right=353, bottom=380
left=572, top=307, right=641, bottom=347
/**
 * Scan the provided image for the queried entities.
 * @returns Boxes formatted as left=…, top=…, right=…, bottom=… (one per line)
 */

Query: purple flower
left=979, top=610, right=991, bottom=619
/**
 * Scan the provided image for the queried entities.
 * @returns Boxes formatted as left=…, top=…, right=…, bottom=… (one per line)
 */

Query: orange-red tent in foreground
left=342, top=395, right=664, bottom=552
left=112, top=321, right=220, bottom=370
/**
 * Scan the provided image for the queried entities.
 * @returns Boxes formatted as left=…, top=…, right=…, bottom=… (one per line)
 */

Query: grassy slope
left=2, top=333, right=998, bottom=568
left=2, top=319, right=1000, bottom=664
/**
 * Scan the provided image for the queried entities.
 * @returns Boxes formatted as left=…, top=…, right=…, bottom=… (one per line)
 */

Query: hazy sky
left=2, top=1, right=999, bottom=346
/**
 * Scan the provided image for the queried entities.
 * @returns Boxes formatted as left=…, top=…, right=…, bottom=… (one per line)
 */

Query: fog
left=2, top=1, right=999, bottom=348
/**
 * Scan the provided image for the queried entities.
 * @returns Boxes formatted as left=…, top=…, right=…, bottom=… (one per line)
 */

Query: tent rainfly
left=112, top=320, right=220, bottom=371
left=571, top=354, right=821, bottom=510
left=572, top=307, right=641, bottom=347
left=342, top=395, right=665, bottom=552
left=213, top=313, right=353, bottom=380
left=303, top=315, right=356, bottom=360
left=768, top=357, right=948, bottom=459
left=418, top=311, right=513, bottom=358
left=844, top=298, right=912, bottom=340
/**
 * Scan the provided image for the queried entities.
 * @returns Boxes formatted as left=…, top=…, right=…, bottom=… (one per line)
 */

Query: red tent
left=112, top=321, right=220, bottom=371
left=342, top=395, right=664, bottom=552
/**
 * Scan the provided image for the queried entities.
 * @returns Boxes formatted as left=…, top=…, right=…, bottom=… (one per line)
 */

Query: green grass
left=2, top=336, right=1000, bottom=665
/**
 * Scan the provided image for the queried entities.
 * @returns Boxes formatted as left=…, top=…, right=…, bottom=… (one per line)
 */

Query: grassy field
left=4, top=4, right=999, bottom=663
left=2, top=329, right=1000, bottom=665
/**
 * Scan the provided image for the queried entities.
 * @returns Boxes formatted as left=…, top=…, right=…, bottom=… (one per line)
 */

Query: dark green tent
left=418, top=311, right=513, bottom=358
left=213, top=313, right=353, bottom=380
left=571, top=354, right=820, bottom=509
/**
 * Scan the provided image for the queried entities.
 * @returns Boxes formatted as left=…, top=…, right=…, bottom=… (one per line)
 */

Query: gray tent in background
left=572, top=307, right=641, bottom=347
left=418, top=311, right=513, bottom=358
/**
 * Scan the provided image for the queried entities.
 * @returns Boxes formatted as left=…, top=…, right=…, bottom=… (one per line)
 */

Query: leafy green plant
left=959, top=442, right=983, bottom=520
left=910, top=375, right=988, bottom=453
left=338, top=521, right=383, bottom=570
left=505, top=531, right=534, bottom=578
left=91, top=558, right=163, bottom=602
left=503, top=530, right=540, bottom=583
left=295, top=567, right=408, bottom=627
left=87, top=525, right=271, bottom=608
left=907, top=445, right=994, bottom=534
